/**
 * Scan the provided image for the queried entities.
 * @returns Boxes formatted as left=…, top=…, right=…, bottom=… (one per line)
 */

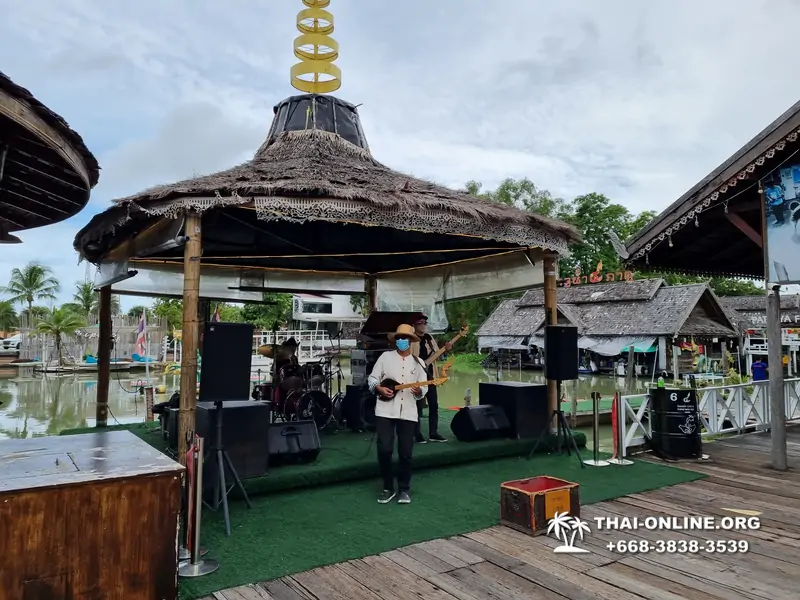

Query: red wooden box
left=500, top=476, right=580, bottom=535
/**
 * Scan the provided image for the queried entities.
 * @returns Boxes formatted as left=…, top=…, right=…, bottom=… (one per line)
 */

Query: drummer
left=275, top=337, right=300, bottom=372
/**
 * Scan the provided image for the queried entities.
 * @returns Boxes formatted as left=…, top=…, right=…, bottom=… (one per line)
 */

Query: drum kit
left=252, top=345, right=344, bottom=432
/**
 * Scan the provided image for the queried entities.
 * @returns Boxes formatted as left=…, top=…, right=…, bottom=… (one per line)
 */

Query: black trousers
left=415, top=384, right=439, bottom=437
left=375, top=416, right=415, bottom=492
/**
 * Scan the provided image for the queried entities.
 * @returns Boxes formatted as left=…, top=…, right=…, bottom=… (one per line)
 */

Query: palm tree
left=70, top=281, right=96, bottom=316
left=35, top=308, right=85, bottom=366
left=0, top=300, right=18, bottom=334
left=64, top=282, right=121, bottom=319
left=3, top=263, right=60, bottom=318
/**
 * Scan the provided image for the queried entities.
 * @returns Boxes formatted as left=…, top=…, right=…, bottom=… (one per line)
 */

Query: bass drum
left=297, top=390, right=333, bottom=430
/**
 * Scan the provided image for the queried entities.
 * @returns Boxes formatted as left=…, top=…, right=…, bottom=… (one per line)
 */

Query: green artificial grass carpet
left=177, top=453, right=705, bottom=599
left=61, top=412, right=588, bottom=496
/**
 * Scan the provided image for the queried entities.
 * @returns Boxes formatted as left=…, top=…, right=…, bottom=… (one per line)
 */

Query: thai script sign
left=562, top=261, right=634, bottom=287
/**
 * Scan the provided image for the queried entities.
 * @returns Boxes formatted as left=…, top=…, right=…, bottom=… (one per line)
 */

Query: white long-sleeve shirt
left=368, top=350, right=428, bottom=422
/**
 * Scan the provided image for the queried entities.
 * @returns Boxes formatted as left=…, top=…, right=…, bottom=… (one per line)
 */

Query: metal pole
left=178, top=437, right=219, bottom=577
left=583, top=393, right=609, bottom=466
left=767, top=288, right=788, bottom=471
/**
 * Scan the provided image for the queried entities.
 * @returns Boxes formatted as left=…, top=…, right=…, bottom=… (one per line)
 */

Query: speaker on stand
left=199, top=322, right=256, bottom=402
left=530, top=324, right=584, bottom=467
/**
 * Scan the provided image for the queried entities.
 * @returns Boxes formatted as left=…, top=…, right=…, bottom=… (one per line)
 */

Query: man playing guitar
left=410, top=315, right=451, bottom=443
left=368, top=324, right=428, bottom=504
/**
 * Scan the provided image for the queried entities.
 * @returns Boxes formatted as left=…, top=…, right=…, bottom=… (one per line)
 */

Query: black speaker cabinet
left=342, top=384, right=372, bottom=431
left=450, top=405, right=511, bottom=442
left=195, top=400, right=271, bottom=503
left=199, top=322, right=255, bottom=403
left=479, top=381, right=549, bottom=439
left=544, top=324, right=579, bottom=381
left=268, top=421, right=321, bottom=465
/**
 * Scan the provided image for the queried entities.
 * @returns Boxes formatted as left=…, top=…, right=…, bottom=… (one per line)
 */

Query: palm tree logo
left=547, top=512, right=591, bottom=553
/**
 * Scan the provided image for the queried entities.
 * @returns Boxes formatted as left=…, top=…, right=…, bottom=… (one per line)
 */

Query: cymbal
left=258, top=344, right=294, bottom=359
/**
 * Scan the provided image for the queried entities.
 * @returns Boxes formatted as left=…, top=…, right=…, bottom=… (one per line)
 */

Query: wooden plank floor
left=203, top=426, right=800, bottom=600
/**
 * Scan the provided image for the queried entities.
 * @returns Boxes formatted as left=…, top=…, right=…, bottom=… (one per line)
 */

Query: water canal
left=0, top=361, right=651, bottom=450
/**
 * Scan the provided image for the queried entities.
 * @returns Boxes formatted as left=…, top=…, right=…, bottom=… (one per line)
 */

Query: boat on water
left=77, top=360, right=132, bottom=372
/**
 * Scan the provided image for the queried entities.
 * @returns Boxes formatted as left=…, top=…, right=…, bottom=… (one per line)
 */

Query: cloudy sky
left=2, top=0, right=799, bottom=310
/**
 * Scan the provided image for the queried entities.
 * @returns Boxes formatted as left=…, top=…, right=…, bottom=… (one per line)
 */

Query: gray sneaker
left=377, top=489, right=396, bottom=504
left=397, top=491, right=411, bottom=504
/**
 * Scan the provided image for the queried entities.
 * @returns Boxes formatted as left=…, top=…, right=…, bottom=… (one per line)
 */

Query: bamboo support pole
left=95, top=286, right=112, bottom=427
left=178, top=212, right=202, bottom=464
left=543, top=253, right=558, bottom=428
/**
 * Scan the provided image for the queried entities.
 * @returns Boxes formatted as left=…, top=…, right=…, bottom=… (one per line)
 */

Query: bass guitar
left=376, top=358, right=454, bottom=401
left=425, top=318, right=469, bottom=366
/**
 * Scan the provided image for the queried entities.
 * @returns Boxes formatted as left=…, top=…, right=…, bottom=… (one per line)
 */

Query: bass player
left=368, top=324, right=428, bottom=504
left=411, top=315, right=451, bottom=443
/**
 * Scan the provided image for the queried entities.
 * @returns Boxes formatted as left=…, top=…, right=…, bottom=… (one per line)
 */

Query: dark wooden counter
left=0, top=430, right=184, bottom=600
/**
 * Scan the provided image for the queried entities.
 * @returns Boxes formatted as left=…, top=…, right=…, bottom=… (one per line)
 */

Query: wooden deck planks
left=206, top=427, right=800, bottom=600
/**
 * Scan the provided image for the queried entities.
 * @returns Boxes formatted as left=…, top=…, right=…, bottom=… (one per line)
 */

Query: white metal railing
left=618, top=378, right=800, bottom=458
left=253, top=330, right=329, bottom=361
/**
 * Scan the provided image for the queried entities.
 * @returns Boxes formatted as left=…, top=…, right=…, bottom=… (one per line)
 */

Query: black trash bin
left=649, top=387, right=702, bottom=459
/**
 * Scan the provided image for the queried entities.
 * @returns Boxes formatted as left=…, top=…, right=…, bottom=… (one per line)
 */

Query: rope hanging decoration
left=290, top=0, right=341, bottom=94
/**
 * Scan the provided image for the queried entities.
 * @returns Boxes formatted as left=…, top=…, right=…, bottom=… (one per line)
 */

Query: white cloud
left=2, top=0, right=800, bottom=297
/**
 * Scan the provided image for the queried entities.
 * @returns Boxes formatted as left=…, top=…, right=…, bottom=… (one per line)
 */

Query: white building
left=291, top=294, right=364, bottom=345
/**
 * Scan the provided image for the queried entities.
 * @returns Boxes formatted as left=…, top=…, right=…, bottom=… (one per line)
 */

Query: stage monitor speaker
left=544, top=324, right=579, bottom=381
left=194, top=400, right=271, bottom=503
left=450, top=405, right=511, bottom=442
left=268, top=421, right=321, bottom=465
left=479, top=381, right=549, bottom=439
left=199, top=322, right=255, bottom=403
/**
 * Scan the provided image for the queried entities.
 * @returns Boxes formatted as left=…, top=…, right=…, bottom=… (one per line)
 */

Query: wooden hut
left=477, top=278, right=739, bottom=378
left=0, top=71, right=99, bottom=239
left=73, top=92, right=580, bottom=457
left=720, top=294, right=800, bottom=376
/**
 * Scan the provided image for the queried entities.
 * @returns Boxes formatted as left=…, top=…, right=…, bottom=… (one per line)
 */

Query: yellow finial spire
left=290, top=0, right=341, bottom=94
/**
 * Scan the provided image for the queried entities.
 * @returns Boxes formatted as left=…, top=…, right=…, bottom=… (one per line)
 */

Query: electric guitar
left=376, top=358, right=454, bottom=401
left=425, top=318, right=469, bottom=367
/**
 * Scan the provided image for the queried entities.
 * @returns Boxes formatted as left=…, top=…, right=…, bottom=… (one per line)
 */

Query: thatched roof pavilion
left=74, top=94, right=578, bottom=274
left=73, top=92, right=579, bottom=450
left=0, top=71, right=99, bottom=240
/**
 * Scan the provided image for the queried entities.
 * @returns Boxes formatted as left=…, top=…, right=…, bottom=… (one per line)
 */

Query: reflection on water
left=0, top=368, right=183, bottom=440
left=437, top=364, right=653, bottom=408
left=0, top=361, right=645, bottom=442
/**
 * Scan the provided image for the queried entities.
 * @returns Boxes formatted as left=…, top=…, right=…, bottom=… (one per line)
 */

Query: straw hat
left=388, top=324, right=420, bottom=343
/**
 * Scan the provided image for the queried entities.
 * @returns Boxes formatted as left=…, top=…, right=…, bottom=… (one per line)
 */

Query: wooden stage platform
left=202, top=425, right=800, bottom=600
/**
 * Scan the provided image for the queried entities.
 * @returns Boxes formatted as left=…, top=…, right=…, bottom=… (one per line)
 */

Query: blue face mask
left=396, top=338, right=410, bottom=351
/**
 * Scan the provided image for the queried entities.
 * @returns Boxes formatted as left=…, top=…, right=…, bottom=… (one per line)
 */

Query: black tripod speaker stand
left=528, top=380, right=585, bottom=468
left=204, top=399, right=252, bottom=535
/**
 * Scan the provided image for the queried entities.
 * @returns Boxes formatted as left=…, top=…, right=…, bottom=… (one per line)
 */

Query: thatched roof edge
left=74, top=129, right=579, bottom=258
left=0, top=70, right=100, bottom=188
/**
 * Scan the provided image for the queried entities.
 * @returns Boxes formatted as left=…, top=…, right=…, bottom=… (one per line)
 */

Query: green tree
left=349, top=294, right=368, bottom=316
left=465, top=177, right=569, bottom=216
left=211, top=302, right=244, bottom=322
left=35, top=308, right=85, bottom=366
left=557, top=192, right=642, bottom=277
left=0, top=300, right=18, bottom=333
left=241, top=294, right=293, bottom=329
left=127, top=305, right=155, bottom=320
left=2, top=262, right=60, bottom=316
left=153, top=298, right=184, bottom=331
